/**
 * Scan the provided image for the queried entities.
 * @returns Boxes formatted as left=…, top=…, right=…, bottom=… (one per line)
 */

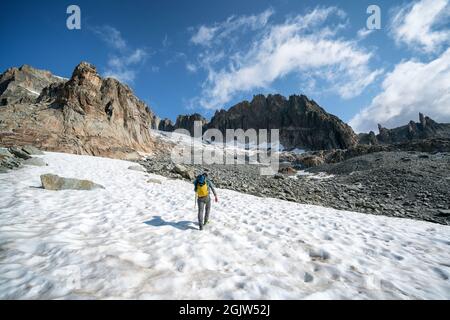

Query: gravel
left=139, top=150, right=450, bottom=225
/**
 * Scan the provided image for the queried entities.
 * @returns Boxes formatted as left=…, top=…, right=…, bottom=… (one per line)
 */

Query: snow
left=24, top=87, right=40, bottom=96
left=295, top=170, right=335, bottom=180
left=54, top=75, right=69, bottom=81
left=0, top=152, right=449, bottom=299
left=289, top=148, right=306, bottom=155
left=152, top=129, right=260, bottom=162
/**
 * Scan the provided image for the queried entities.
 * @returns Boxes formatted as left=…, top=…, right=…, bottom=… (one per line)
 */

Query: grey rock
left=128, top=165, right=146, bottom=172
left=173, top=164, right=195, bottom=180
left=0, top=148, right=13, bottom=158
left=21, top=145, right=44, bottom=155
left=8, top=147, right=31, bottom=160
left=40, top=174, right=104, bottom=191
left=140, top=150, right=450, bottom=225
left=147, top=178, right=162, bottom=184
left=438, top=209, right=450, bottom=216
left=359, top=114, right=450, bottom=145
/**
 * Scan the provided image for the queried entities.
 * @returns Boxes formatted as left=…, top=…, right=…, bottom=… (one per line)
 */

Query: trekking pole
left=195, top=194, right=197, bottom=209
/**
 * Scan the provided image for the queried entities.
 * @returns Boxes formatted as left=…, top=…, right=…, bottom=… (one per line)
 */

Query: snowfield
left=0, top=152, right=449, bottom=299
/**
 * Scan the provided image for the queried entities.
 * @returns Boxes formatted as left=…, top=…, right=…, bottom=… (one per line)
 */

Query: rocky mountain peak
left=360, top=113, right=450, bottom=145
left=0, top=62, right=159, bottom=159
left=69, top=61, right=102, bottom=88
left=158, top=93, right=358, bottom=150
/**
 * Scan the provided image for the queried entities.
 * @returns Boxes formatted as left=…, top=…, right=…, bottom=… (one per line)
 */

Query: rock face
left=208, top=94, right=358, bottom=150
left=160, top=94, right=357, bottom=150
left=0, top=65, right=66, bottom=106
left=40, top=173, right=104, bottom=190
left=159, top=113, right=208, bottom=136
left=0, top=62, right=159, bottom=159
left=158, top=118, right=174, bottom=132
left=359, top=113, right=450, bottom=145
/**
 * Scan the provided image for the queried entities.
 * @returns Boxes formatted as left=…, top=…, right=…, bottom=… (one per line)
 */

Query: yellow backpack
left=196, top=183, right=209, bottom=197
left=195, top=175, right=209, bottom=197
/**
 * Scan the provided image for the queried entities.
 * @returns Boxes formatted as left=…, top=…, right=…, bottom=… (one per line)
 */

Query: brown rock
left=40, top=174, right=104, bottom=190
left=298, top=155, right=325, bottom=168
left=0, top=62, right=159, bottom=159
left=279, top=167, right=297, bottom=175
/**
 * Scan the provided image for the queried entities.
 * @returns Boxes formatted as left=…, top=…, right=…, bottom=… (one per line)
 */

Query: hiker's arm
left=208, top=179, right=218, bottom=200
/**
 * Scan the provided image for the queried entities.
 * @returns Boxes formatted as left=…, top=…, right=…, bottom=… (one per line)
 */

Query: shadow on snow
left=144, top=216, right=198, bottom=231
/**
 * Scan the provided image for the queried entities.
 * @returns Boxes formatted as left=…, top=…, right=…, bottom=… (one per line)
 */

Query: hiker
left=193, top=172, right=218, bottom=230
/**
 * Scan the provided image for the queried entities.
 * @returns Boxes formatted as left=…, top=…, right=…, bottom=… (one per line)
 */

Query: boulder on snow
left=1, top=148, right=23, bottom=171
left=21, top=145, right=44, bottom=155
left=0, top=148, right=13, bottom=158
left=128, top=165, right=146, bottom=172
left=40, top=174, right=104, bottom=191
left=147, top=178, right=162, bottom=184
left=8, top=147, right=31, bottom=160
left=172, top=164, right=195, bottom=180
left=23, top=157, right=47, bottom=167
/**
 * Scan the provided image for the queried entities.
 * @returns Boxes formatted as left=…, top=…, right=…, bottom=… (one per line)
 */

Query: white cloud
left=190, top=26, right=219, bottom=46
left=191, top=7, right=382, bottom=110
left=186, top=63, right=198, bottom=73
left=93, top=26, right=148, bottom=84
left=357, top=28, right=374, bottom=40
left=93, top=25, right=127, bottom=50
left=349, top=48, right=450, bottom=133
left=190, top=9, right=274, bottom=47
left=390, top=0, right=450, bottom=53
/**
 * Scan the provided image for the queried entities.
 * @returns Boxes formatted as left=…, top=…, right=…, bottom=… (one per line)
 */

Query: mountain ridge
left=0, top=62, right=159, bottom=159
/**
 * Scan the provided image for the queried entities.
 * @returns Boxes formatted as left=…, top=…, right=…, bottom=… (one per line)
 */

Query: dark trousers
left=197, top=196, right=211, bottom=230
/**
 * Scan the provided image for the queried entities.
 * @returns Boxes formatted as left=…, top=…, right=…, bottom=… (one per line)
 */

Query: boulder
left=0, top=148, right=13, bottom=158
left=40, top=174, right=104, bottom=190
left=128, top=165, right=146, bottom=172
left=172, top=164, right=195, bottom=180
left=147, top=178, right=162, bottom=184
left=279, top=166, right=297, bottom=176
left=0, top=156, right=22, bottom=169
left=8, top=147, right=31, bottom=160
left=299, top=155, right=325, bottom=168
left=274, top=173, right=285, bottom=180
left=21, top=145, right=44, bottom=155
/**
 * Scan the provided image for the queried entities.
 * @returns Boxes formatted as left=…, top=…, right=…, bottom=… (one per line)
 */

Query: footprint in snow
left=309, top=249, right=331, bottom=261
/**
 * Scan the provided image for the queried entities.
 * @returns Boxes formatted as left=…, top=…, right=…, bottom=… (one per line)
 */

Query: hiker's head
left=203, top=172, right=208, bottom=178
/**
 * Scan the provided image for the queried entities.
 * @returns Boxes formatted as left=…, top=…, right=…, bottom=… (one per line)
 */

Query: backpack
left=194, top=174, right=209, bottom=198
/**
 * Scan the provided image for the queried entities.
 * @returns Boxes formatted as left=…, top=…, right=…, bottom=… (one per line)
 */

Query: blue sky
left=1, top=0, right=449, bottom=132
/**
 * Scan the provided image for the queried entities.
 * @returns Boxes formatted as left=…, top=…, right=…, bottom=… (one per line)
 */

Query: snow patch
left=0, top=152, right=449, bottom=299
